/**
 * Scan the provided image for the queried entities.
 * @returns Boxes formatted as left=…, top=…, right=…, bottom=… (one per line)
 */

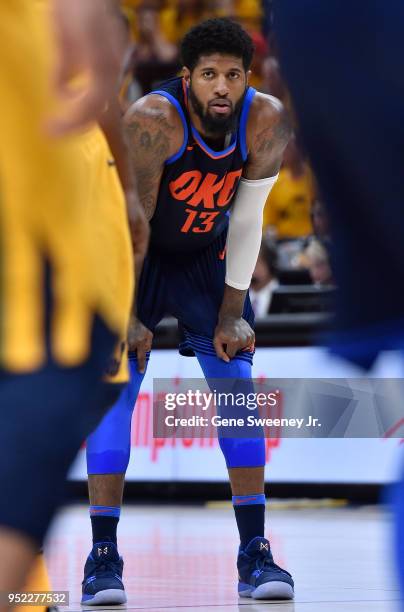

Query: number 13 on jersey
left=181, top=209, right=220, bottom=233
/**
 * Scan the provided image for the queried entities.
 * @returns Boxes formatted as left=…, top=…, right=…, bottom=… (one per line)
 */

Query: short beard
left=189, top=84, right=245, bottom=137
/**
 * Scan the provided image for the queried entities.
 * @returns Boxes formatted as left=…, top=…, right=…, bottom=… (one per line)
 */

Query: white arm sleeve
left=225, top=175, right=278, bottom=290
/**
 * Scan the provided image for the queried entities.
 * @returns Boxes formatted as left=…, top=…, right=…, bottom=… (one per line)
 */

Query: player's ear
left=246, top=70, right=252, bottom=85
left=183, top=66, right=191, bottom=84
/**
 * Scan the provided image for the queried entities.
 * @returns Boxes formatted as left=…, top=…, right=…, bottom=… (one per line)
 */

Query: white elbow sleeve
left=225, top=175, right=278, bottom=290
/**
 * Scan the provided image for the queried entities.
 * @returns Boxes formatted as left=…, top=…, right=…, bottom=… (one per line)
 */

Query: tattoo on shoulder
left=128, top=120, right=171, bottom=159
left=126, top=106, right=176, bottom=219
left=244, top=107, right=292, bottom=179
left=255, top=111, right=291, bottom=155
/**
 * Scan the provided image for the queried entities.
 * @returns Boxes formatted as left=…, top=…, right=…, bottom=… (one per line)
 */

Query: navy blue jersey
left=149, top=77, right=256, bottom=252
left=137, top=228, right=255, bottom=362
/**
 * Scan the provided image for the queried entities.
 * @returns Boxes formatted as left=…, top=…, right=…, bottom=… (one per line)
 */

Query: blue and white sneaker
left=237, top=536, right=294, bottom=600
left=81, top=542, right=127, bottom=605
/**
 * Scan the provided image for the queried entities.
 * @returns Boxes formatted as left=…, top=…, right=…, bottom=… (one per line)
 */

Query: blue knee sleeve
left=391, top=458, right=404, bottom=601
left=86, top=356, right=147, bottom=474
left=195, top=352, right=265, bottom=469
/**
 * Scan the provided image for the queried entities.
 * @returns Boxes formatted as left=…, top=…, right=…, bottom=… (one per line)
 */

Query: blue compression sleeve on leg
left=391, top=457, right=404, bottom=602
left=86, top=356, right=148, bottom=474
left=195, top=352, right=265, bottom=469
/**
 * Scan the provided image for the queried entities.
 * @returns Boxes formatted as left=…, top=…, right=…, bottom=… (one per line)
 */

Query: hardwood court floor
left=45, top=502, right=400, bottom=612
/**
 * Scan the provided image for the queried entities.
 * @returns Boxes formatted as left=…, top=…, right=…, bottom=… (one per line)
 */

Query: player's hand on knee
left=127, top=317, right=153, bottom=374
left=213, top=317, right=255, bottom=362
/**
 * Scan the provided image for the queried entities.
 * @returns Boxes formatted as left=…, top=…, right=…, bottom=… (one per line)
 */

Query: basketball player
left=82, top=18, right=294, bottom=604
left=0, top=0, right=147, bottom=601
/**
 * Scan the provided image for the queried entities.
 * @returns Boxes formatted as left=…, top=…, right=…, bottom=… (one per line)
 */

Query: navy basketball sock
left=232, top=494, right=266, bottom=549
left=90, top=506, right=120, bottom=546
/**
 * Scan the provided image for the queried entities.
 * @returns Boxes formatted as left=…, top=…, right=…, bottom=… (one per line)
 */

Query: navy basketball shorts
left=137, top=229, right=255, bottom=360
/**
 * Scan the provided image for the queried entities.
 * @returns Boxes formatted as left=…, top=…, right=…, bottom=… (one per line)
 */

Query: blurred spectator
left=120, top=66, right=143, bottom=112
left=122, top=1, right=274, bottom=91
left=247, top=31, right=269, bottom=88
left=118, top=11, right=142, bottom=111
left=208, top=0, right=236, bottom=17
left=290, top=197, right=332, bottom=274
left=262, top=57, right=286, bottom=101
left=160, top=0, right=209, bottom=44
left=262, top=56, right=295, bottom=121
left=235, top=0, right=263, bottom=30
left=263, top=134, right=315, bottom=241
left=249, top=241, right=280, bottom=317
left=131, top=2, right=179, bottom=96
left=303, top=239, right=334, bottom=286
left=236, top=1, right=268, bottom=88
left=310, top=198, right=331, bottom=241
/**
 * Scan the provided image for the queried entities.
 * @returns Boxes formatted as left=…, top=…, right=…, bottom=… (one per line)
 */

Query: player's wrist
left=218, top=285, right=247, bottom=321
left=217, top=312, right=242, bottom=325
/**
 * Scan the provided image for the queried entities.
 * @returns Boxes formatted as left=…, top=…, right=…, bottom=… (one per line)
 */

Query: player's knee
left=86, top=355, right=148, bottom=476
left=86, top=383, right=134, bottom=474
left=196, top=351, right=252, bottom=379
left=219, top=438, right=265, bottom=469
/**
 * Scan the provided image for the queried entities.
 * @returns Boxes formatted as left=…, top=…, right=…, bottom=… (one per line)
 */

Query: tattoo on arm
left=244, top=106, right=292, bottom=180
left=256, top=115, right=291, bottom=154
left=125, top=106, right=176, bottom=220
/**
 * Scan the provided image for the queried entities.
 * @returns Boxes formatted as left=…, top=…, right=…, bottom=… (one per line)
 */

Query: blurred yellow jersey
left=0, top=1, right=133, bottom=379
left=76, top=126, right=134, bottom=384
left=263, top=166, right=315, bottom=240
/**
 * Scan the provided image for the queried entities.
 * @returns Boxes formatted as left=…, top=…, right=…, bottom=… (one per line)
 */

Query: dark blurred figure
left=132, top=2, right=179, bottom=95
left=262, top=0, right=273, bottom=38
left=273, top=0, right=404, bottom=365
left=273, top=0, right=404, bottom=601
left=249, top=241, right=279, bottom=317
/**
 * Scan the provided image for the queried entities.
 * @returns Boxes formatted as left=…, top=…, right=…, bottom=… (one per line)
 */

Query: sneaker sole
left=81, top=589, right=127, bottom=606
left=239, top=581, right=294, bottom=600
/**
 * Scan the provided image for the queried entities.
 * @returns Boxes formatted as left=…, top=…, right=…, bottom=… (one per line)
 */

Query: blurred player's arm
left=214, top=95, right=291, bottom=362
left=123, top=94, right=183, bottom=371
left=99, top=97, right=149, bottom=260
left=49, top=0, right=124, bottom=134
